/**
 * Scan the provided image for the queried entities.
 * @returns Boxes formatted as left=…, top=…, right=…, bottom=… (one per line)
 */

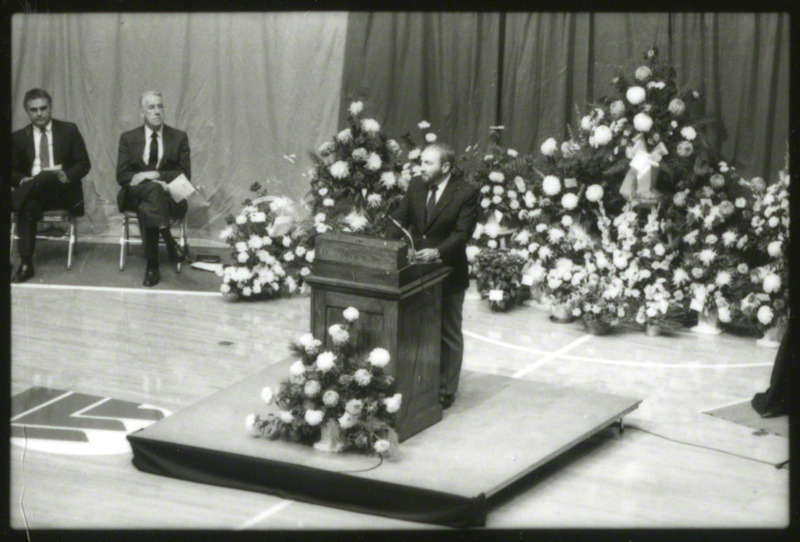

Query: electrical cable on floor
left=336, top=454, right=383, bottom=474
left=626, top=425, right=788, bottom=469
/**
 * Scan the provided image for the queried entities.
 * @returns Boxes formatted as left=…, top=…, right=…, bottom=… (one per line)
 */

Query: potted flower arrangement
left=246, top=307, right=402, bottom=456
left=218, top=183, right=313, bottom=300
left=472, top=248, right=528, bottom=312
left=568, top=250, right=628, bottom=336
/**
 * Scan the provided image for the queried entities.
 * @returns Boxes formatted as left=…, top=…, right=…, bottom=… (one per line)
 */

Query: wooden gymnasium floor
left=9, top=277, right=789, bottom=530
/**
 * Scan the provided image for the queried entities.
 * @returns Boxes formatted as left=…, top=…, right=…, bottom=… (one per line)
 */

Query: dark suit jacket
left=389, top=174, right=479, bottom=294
left=116, top=124, right=191, bottom=212
left=11, top=119, right=91, bottom=216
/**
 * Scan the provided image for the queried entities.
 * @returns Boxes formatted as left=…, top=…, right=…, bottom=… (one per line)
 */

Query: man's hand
left=415, top=248, right=440, bottom=262
left=57, top=171, right=69, bottom=184
left=19, top=176, right=34, bottom=185
left=152, top=180, right=169, bottom=191
left=131, top=171, right=161, bottom=186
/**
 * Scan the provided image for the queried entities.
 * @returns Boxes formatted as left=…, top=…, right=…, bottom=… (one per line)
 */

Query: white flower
left=245, top=414, right=260, bottom=436
left=635, top=65, right=652, bottom=81
left=718, top=306, right=732, bottom=323
left=721, top=231, right=737, bottom=247
left=466, top=245, right=481, bottom=262
left=306, top=250, right=315, bottom=263
left=322, top=390, right=339, bottom=407
left=281, top=236, right=291, bottom=248
left=354, top=368, right=372, bottom=386
left=653, top=243, right=665, bottom=257
left=219, top=226, right=233, bottom=240
left=626, top=86, right=646, bottom=105
left=318, top=141, right=335, bottom=155
left=705, top=234, right=718, bottom=245
left=489, top=171, right=505, bottom=183
left=592, top=125, right=613, bottom=147
left=673, top=268, right=689, bottom=286
left=260, top=387, right=274, bottom=404
left=633, top=113, right=653, bottom=132
left=540, top=137, right=558, bottom=156
left=366, top=152, right=382, bottom=171
left=767, top=241, right=782, bottom=258
left=338, top=412, right=357, bottom=429
left=304, top=409, right=324, bottom=426
left=250, top=211, right=267, bottom=223
left=492, top=185, right=504, bottom=196
left=235, top=241, right=248, bottom=253
left=367, top=193, right=383, bottom=207
left=368, top=347, right=391, bottom=368
left=757, top=305, right=774, bottom=326
left=289, top=360, right=306, bottom=376
left=316, top=351, right=337, bottom=372
left=543, top=175, right=561, bottom=196
left=676, top=141, right=694, bottom=157
left=374, top=439, right=391, bottom=454
left=418, top=120, right=431, bottom=130
left=585, top=184, right=604, bottom=202
left=492, top=195, right=502, bottom=204
left=235, top=215, right=247, bottom=225
left=763, top=273, right=781, bottom=294
left=328, top=324, right=350, bottom=344
left=336, top=128, right=353, bottom=143
left=561, top=215, right=573, bottom=227
left=247, top=235, right=263, bottom=250
left=237, top=252, right=249, bottom=263
left=680, top=126, right=697, bottom=141
left=715, top=271, right=732, bottom=287
left=487, top=239, right=498, bottom=249
left=768, top=216, right=779, bottom=228
left=344, top=210, right=368, bottom=231
left=698, top=248, right=717, bottom=266
left=668, top=98, right=686, bottom=116
left=425, top=132, right=437, bottom=143
left=343, top=307, right=360, bottom=322
left=349, top=101, right=364, bottom=116
left=361, top=118, right=380, bottom=133
left=580, top=115, right=593, bottom=131
left=408, top=148, right=421, bottom=160
left=610, top=100, right=626, bottom=118
left=383, top=393, right=402, bottom=414
left=507, top=148, right=519, bottom=158
left=304, top=380, right=321, bottom=397
left=380, top=171, right=397, bottom=189
left=330, top=161, right=350, bottom=179
left=480, top=198, right=491, bottom=208
left=561, top=193, right=579, bottom=210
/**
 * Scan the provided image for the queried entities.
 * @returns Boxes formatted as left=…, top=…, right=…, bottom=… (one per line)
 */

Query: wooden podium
left=304, top=232, right=451, bottom=441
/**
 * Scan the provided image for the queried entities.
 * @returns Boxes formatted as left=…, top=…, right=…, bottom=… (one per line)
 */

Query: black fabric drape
left=341, top=12, right=501, bottom=156
left=751, top=328, right=795, bottom=418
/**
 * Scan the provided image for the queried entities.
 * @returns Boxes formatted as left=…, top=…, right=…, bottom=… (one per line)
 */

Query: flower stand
left=690, top=308, right=723, bottom=335
left=644, top=323, right=662, bottom=337
left=583, top=318, right=611, bottom=336
left=756, top=322, right=785, bottom=348
left=313, top=419, right=346, bottom=453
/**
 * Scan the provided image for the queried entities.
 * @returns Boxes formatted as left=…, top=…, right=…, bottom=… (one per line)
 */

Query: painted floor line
left=703, top=397, right=754, bottom=412
left=236, top=500, right=293, bottom=530
left=12, top=283, right=220, bottom=297
left=512, top=335, right=594, bottom=378
left=11, top=391, right=74, bottom=422
left=464, top=329, right=773, bottom=369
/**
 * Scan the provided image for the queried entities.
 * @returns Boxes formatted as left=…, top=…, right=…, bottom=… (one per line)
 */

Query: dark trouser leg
left=14, top=174, right=72, bottom=260
left=17, top=199, right=41, bottom=259
left=128, top=182, right=172, bottom=263
left=440, top=289, right=466, bottom=396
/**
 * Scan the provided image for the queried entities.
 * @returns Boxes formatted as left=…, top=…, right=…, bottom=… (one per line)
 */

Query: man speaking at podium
left=388, top=143, right=479, bottom=410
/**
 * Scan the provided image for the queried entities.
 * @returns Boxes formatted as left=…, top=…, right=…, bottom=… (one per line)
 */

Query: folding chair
left=119, top=211, right=187, bottom=272
left=10, top=210, right=78, bottom=270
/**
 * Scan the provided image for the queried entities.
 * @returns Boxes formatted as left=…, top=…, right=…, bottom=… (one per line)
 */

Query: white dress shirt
left=31, top=122, right=55, bottom=176
left=142, top=125, right=164, bottom=169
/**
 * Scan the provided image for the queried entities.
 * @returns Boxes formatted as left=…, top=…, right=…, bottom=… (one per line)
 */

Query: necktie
left=148, top=132, right=159, bottom=169
left=40, top=131, right=50, bottom=169
left=425, top=184, right=438, bottom=226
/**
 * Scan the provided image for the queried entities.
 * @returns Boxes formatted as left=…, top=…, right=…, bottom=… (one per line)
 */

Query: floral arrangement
left=472, top=248, right=528, bottom=312
left=306, top=101, right=409, bottom=238
left=218, top=183, right=314, bottom=299
left=739, top=159, right=790, bottom=335
left=246, top=307, right=402, bottom=456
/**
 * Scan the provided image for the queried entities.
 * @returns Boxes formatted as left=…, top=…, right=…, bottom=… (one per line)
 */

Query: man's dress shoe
left=168, top=244, right=190, bottom=264
left=12, top=264, right=35, bottom=283
left=143, top=267, right=160, bottom=287
left=439, top=393, right=455, bottom=410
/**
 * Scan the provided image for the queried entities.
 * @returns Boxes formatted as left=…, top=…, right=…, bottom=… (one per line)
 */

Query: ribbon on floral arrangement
left=619, top=134, right=669, bottom=206
left=689, top=285, right=706, bottom=312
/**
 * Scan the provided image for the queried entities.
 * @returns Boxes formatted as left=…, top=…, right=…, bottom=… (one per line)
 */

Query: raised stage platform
left=128, top=358, right=641, bottom=528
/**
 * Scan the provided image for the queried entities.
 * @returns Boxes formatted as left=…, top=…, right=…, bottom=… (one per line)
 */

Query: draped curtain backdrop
left=11, top=12, right=788, bottom=240
left=11, top=13, right=348, bottom=238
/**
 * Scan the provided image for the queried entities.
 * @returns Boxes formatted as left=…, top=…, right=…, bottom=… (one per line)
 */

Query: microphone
left=387, top=215, right=416, bottom=264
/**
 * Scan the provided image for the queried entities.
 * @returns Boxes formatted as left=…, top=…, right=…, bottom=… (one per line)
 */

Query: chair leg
left=176, top=221, right=187, bottom=273
left=9, top=219, right=15, bottom=262
left=120, top=218, right=128, bottom=271
left=66, top=219, right=76, bottom=270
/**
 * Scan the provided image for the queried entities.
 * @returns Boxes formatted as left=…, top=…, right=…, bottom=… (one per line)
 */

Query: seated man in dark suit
left=388, top=143, right=479, bottom=409
left=11, top=88, right=91, bottom=282
left=116, top=90, right=190, bottom=287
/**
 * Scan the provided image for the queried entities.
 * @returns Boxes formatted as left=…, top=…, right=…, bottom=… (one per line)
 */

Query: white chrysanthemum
left=344, top=210, right=368, bottom=231
left=721, top=231, right=737, bottom=247
left=466, top=245, right=481, bottom=262
left=633, top=113, right=653, bottom=132
left=235, top=241, right=248, bottom=253
left=237, top=252, right=249, bottom=263
left=354, top=368, right=372, bottom=386
left=418, top=120, right=431, bottom=130
left=316, top=351, right=337, bottom=373
left=561, top=193, right=579, bottom=210
left=610, top=100, right=626, bottom=118
left=561, top=215, right=573, bottom=227
left=374, top=439, right=391, bottom=454
left=585, top=184, right=604, bottom=202
left=318, top=141, right=335, bottom=155
left=365, top=152, right=382, bottom=171
left=491, top=195, right=502, bottom=204
left=680, top=126, right=697, bottom=141
left=540, top=137, right=558, bottom=156
left=380, top=171, right=397, bottom=189
left=507, top=148, right=519, bottom=158
left=304, top=409, right=324, bottom=426
left=480, top=198, right=491, bottom=208
left=489, top=171, right=505, bottom=183
left=547, top=228, right=565, bottom=243
left=626, top=86, right=646, bottom=105
left=219, top=226, right=233, bottom=240
left=260, top=386, right=274, bottom=404
left=349, top=101, right=364, bottom=116
left=715, top=271, right=732, bottom=287
left=592, top=125, right=613, bottom=147
left=368, top=347, right=391, bottom=368
left=250, top=211, right=267, bottom=223
left=304, top=380, right=321, bottom=397
left=635, top=65, right=652, bottom=81
left=343, top=307, right=360, bottom=322
left=337, top=128, right=353, bottom=143
left=757, top=305, right=774, bottom=326
left=235, top=214, right=247, bottom=225
left=484, top=220, right=501, bottom=239
left=322, top=390, right=339, bottom=407
left=361, top=118, right=380, bottom=133
left=668, top=98, right=686, bottom=116
left=763, top=273, right=781, bottom=294
left=245, top=413, right=260, bottom=436
left=366, top=193, right=383, bottom=208
left=698, top=248, right=717, bottom=266
left=247, top=235, right=263, bottom=250
left=383, top=393, right=402, bottom=414
left=408, top=148, right=421, bottom=160
left=543, top=175, right=561, bottom=196
left=328, top=324, right=350, bottom=345
left=289, top=360, right=306, bottom=376
left=330, top=161, right=350, bottom=179
left=676, top=141, right=694, bottom=157
left=306, top=250, right=315, bottom=263
left=425, top=132, right=437, bottom=143
left=767, top=241, right=782, bottom=258
left=338, top=412, right=357, bottom=429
